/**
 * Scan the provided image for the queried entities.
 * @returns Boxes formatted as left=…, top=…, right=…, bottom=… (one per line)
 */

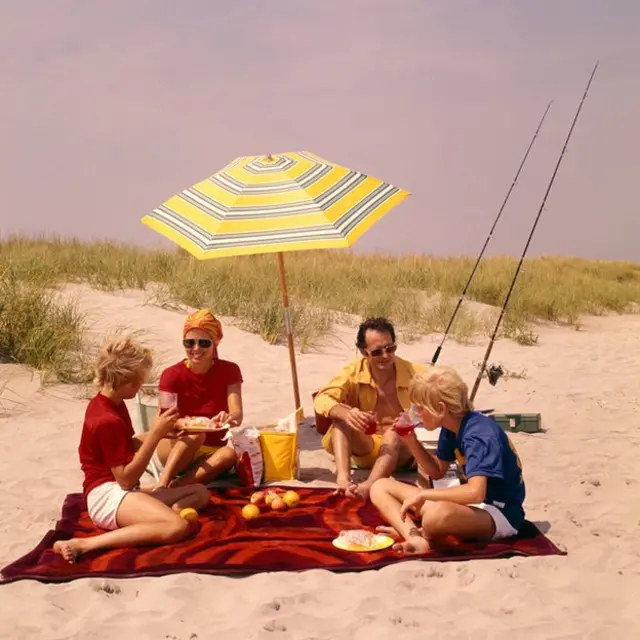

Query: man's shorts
left=321, top=425, right=416, bottom=470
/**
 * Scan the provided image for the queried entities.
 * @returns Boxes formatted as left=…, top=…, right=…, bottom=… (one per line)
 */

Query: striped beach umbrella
left=142, top=151, right=410, bottom=413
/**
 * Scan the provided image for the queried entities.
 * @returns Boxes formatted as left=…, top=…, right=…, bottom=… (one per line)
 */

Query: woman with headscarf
left=154, top=309, right=243, bottom=487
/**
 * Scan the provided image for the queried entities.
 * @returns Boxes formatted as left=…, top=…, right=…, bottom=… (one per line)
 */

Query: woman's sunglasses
left=367, top=344, right=398, bottom=358
left=183, top=338, right=213, bottom=349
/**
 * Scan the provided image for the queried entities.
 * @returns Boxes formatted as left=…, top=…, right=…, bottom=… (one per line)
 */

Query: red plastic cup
left=159, top=391, right=178, bottom=415
left=365, top=415, right=377, bottom=435
left=394, top=411, right=416, bottom=437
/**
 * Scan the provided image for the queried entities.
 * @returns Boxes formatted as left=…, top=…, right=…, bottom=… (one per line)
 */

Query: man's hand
left=344, top=407, right=375, bottom=432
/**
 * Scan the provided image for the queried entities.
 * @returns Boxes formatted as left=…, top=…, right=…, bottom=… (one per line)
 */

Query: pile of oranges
left=241, top=487, right=301, bottom=520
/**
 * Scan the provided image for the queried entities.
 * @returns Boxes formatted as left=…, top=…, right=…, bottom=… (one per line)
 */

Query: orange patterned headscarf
left=183, top=309, right=223, bottom=346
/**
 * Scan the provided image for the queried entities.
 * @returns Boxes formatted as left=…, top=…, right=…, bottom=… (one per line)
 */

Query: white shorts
left=87, top=481, right=131, bottom=531
left=470, top=503, right=519, bottom=539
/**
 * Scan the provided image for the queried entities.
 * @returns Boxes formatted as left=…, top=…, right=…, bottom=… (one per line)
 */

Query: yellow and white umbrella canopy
left=141, top=150, right=410, bottom=259
left=142, top=150, right=410, bottom=415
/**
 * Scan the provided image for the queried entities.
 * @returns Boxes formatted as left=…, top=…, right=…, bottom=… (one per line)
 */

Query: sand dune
left=1, top=286, right=638, bottom=639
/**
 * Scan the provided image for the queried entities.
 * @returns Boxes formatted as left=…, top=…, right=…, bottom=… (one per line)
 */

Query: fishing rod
left=430, top=100, right=554, bottom=366
left=469, top=61, right=600, bottom=403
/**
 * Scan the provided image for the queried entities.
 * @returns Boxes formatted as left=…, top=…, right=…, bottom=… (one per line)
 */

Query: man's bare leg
left=172, top=446, right=237, bottom=486
left=369, top=477, right=429, bottom=555
left=329, top=421, right=375, bottom=491
left=347, top=430, right=413, bottom=501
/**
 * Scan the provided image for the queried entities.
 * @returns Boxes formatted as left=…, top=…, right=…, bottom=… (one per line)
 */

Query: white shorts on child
left=469, top=503, right=518, bottom=539
left=87, top=481, right=131, bottom=531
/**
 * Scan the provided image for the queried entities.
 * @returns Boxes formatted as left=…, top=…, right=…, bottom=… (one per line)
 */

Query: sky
left=1, top=0, right=638, bottom=260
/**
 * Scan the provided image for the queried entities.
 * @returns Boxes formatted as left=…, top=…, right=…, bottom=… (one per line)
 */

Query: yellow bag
left=259, top=428, right=299, bottom=482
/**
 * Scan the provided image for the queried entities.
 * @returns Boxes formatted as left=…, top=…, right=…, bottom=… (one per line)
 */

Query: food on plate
left=270, top=497, right=287, bottom=511
left=282, top=490, right=300, bottom=507
left=241, top=504, right=260, bottom=520
left=335, top=529, right=385, bottom=551
left=182, top=416, right=230, bottom=432
left=249, top=491, right=266, bottom=506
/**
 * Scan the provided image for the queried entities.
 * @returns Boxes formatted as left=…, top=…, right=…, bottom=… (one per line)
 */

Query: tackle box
left=490, top=413, right=542, bottom=433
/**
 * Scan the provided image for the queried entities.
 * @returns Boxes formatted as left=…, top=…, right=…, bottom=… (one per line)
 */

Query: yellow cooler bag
left=258, top=409, right=300, bottom=482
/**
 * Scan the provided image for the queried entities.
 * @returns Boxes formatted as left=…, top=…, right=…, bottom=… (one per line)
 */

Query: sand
left=1, top=285, right=638, bottom=639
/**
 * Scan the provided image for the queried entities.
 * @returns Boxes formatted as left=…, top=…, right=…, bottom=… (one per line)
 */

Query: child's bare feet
left=333, top=474, right=352, bottom=495
left=346, top=482, right=371, bottom=501
left=375, top=525, right=401, bottom=540
left=53, top=539, right=86, bottom=563
left=392, top=534, right=430, bottom=555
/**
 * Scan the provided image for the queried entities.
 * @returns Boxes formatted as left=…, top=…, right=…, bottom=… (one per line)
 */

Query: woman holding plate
left=154, top=309, right=243, bottom=487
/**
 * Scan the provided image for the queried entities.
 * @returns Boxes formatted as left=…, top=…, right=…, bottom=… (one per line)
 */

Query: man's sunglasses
left=367, top=344, right=398, bottom=357
left=183, top=338, right=213, bottom=349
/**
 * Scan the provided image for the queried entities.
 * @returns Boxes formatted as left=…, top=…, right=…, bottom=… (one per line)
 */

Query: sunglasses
left=367, top=344, right=398, bottom=358
left=183, top=338, right=213, bottom=349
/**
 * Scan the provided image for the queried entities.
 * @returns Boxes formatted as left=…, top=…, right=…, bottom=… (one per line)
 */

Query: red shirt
left=78, top=393, right=135, bottom=497
left=159, top=359, right=243, bottom=446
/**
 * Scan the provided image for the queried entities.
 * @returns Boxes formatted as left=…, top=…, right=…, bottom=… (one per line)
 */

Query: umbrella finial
left=265, top=153, right=276, bottom=162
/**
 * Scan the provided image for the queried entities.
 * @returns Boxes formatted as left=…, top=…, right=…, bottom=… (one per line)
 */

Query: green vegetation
left=1, top=235, right=639, bottom=381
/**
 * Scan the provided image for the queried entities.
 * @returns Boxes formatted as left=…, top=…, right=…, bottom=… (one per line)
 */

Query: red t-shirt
left=78, top=393, right=135, bottom=497
left=159, top=359, right=243, bottom=446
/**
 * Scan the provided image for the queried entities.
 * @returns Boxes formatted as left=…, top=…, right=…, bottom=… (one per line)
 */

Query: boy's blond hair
left=409, top=366, right=473, bottom=418
left=94, top=337, right=152, bottom=389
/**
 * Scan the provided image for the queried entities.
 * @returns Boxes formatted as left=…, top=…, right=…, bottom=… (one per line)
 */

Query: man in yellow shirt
left=314, top=317, right=425, bottom=501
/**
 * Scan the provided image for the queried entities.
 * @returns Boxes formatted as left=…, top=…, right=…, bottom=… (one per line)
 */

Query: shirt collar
left=354, top=356, right=413, bottom=388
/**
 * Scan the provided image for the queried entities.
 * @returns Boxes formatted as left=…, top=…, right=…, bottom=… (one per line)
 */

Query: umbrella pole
left=276, top=252, right=302, bottom=414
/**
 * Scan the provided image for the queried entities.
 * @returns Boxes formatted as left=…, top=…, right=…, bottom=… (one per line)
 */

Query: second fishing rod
left=470, top=61, right=600, bottom=402
left=430, top=100, right=553, bottom=366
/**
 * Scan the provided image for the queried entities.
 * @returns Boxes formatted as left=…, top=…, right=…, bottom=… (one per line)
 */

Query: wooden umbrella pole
left=276, top=252, right=302, bottom=413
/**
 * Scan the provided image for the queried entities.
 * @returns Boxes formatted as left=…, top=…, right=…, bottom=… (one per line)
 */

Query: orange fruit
left=241, top=504, right=260, bottom=520
left=282, top=490, right=300, bottom=508
left=180, top=507, right=198, bottom=522
left=270, top=497, right=287, bottom=511
left=250, top=491, right=265, bottom=505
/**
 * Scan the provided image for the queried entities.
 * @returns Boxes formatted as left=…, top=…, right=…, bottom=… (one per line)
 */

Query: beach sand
left=1, top=285, right=638, bottom=639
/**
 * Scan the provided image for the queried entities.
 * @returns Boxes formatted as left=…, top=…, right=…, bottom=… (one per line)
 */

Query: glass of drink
left=364, top=413, right=378, bottom=435
left=394, top=404, right=421, bottom=436
left=158, top=391, right=178, bottom=414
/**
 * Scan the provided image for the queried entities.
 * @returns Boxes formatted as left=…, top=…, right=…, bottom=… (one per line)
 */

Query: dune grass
left=1, top=235, right=639, bottom=381
left=0, top=266, right=88, bottom=383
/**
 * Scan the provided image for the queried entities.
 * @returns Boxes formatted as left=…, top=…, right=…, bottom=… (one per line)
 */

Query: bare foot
left=392, top=535, right=430, bottom=555
left=53, top=539, right=85, bottom=563
left=375, top=525, right=401, bottom=540
left=345, top=482, right=371, bottom=501
left=333, top=474, right=352, bottom=495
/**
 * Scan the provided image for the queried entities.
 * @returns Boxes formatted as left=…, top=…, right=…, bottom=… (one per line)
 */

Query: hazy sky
left=1, top=1, right=638, bottom=260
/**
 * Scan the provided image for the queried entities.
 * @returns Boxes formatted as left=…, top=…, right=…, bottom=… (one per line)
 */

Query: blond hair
left=94, top=337, right=152, bottom=389
left=409, top=366, right=473, bottom=418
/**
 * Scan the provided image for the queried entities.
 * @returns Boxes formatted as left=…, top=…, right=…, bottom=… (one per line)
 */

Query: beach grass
left=1, top=235, right=639, bottom=380
left=0, top=266, right=88, bottom=383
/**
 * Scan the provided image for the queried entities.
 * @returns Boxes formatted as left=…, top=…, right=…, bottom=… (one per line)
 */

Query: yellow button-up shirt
left=313, top=356, right=425, bottom=417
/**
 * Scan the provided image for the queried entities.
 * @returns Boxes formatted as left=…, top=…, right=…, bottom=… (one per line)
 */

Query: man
left=313, top=317, right=425, bottom=501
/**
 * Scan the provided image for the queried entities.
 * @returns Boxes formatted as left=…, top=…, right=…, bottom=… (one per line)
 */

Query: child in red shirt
left=53, top=338, right=210, bottom=564
left=153, top=309, right=243, bottom=488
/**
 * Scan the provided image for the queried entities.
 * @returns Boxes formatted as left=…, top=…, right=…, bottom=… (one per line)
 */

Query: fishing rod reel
left=487, top=364, right=504, bottom=387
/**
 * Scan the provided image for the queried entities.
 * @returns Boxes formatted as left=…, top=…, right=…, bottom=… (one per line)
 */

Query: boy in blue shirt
left=370, top=366, right=526, bottom=554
